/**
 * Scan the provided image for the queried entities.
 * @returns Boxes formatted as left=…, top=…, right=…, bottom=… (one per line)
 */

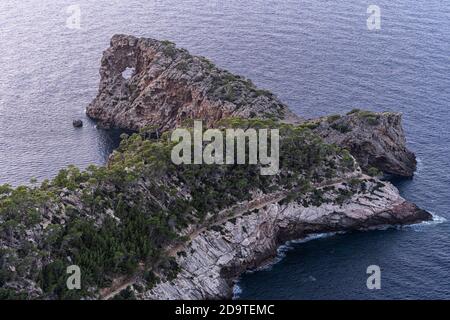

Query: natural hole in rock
left=122, top=67, right=135, bottom=80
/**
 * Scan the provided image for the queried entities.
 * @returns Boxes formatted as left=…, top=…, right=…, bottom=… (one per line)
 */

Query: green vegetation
left=331, top=122, right=352, bottom=133
left=206, top=69, right=278, bottom=111
left=0, top=117, right=358, bottom=299
left=358, top=111, right=380, bottom=126
left=199, top=56, right=215, bottom=70
left=0, top=288, right=28, bottom=300
left=348, top=110, right=381, bottom=126
left=112, top=286, right=136, bottom=300
left=367, top=166, right=382, bottom=177
left=341, top=149, right=356, bottom=170
left=346, top=108, right=361, bottom=115
left=161, top=40, right=177, bottom=58
left=175, top=61, right=189, bottom=72
left=300, top=122, right=320, bottom=130
left=327, top=114, right=341, bottom=123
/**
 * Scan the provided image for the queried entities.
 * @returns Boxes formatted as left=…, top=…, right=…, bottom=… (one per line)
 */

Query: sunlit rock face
left=87, top=34, right=299, bottom=131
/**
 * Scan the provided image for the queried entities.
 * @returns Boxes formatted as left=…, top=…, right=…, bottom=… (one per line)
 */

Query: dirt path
left=100, top=275, right=140, bottom=300
left=99, top=176, right=357, bottom=299
left=166, top=191, right=288, bottom=257
left=99, top=191, right=288, bottom=299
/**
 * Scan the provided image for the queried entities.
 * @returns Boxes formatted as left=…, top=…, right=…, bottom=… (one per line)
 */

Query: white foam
left=231, top=232, right=337, bottom=299
left=232, top=214, right=446, bottom=298
left=232, top=283, right=242, bottom=300
left=429, top=212, right=447, bottom=223
left=290, top=232, right=338, bottom=244
left=255, top=232, right=338, bottom=272
left=405, top=212, right=447, bottom=231
left=122, top=67, right=135, bottom=80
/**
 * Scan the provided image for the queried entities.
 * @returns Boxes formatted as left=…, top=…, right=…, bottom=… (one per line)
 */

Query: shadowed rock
left=311, top=110, right=417, bottom=177
left=72, top=119, right=83, bottom=128
left=87, top=36, right=417, bottom=178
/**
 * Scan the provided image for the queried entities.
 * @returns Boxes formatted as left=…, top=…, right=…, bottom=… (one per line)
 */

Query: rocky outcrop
left=72, top=119, right=83, bottom=128
left=311, top=111, right=417, bottom=177
left=87, top=36, right=417, bottom=178
left=1, top=36, right=429, bottom=300
left=87, top=34, right=299, bottom=131
left=139, top=177, right=430, bottom=299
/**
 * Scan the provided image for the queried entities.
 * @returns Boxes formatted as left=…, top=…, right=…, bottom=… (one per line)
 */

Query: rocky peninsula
left=87, top=35, right=416, bottom=178
left=0, top=35, right=431, bottom=300
left=87, top=35, right=299, bottom=131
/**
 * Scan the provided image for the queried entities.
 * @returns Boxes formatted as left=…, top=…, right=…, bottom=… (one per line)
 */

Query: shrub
left=301, top=122, right=319, bottom=130
left=331, top=123, right=352, bottom=133
left=357, top=111, right=380, bottom=126
left=346, top=108, right=361, bottom=115
left=327, top=114, right=342, bottom=123
left=367, top=166, right=382, bottom=177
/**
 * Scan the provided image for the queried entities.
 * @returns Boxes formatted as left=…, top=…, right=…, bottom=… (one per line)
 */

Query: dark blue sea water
left=1, top=0, right=449, bottom=299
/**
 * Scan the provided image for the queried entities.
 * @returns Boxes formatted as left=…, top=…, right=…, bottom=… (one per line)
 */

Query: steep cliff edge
left=87, top=35, right=416, bottom=178
left=309, top=110, right=417, bottom=177
left=142, top=179, right=428, bottom=299
left=87, top=34, right=299, bottom=131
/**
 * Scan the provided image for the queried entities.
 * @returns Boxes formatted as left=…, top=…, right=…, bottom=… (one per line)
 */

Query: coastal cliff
left=0, top=35, right=431, bottom=300
left=141, top=178, right=428, bottom=300
left=310, top=111, right=417, bottom=177
left=87, top=35, right=416, bottom=178
left=0, top=118, right=431, bottom=300
left=87, top=34, right=299, bottom=131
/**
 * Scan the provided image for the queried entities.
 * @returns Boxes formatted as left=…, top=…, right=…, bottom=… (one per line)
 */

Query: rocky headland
left=141, top=178, right=428, bottom=300
left=87, top=35, right=299, bottom=131
left=310, top=111, right=417, bottom=177
left=87, top=35, right=416, bottom=178
left=0, top=35, right=431, bottom=300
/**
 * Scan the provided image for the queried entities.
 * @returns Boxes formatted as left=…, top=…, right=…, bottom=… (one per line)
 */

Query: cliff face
left=139, top=178, right=428, bottom=300
left=0, top=120, right=432, bottom=300
left=87, top=35, right=299, bottom=131
left=311, top=111, right=417, bottom=177
left=87, top=35, right=417, bottom=178
left=0, top=36, right=430, bottom=300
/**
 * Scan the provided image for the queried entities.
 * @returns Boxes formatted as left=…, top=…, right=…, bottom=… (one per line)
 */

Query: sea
left=0, top=0, right=449, bottom=299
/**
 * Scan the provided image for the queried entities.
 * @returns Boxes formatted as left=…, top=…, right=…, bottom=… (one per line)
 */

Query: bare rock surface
left=311, top=111, right=417, bottom=177
left=87, top=34, right=299, bottom=131
left=141, top=177, right=430, bottom=300
left=87, top=35, right=417, bottom=178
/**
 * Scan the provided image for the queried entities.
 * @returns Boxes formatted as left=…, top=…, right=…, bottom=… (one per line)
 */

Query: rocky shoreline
left=87, top=34, right=417, bottom=178
left=138, top=177, right=430, bottom=300
left=0, top=35, right=432, bottom=300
